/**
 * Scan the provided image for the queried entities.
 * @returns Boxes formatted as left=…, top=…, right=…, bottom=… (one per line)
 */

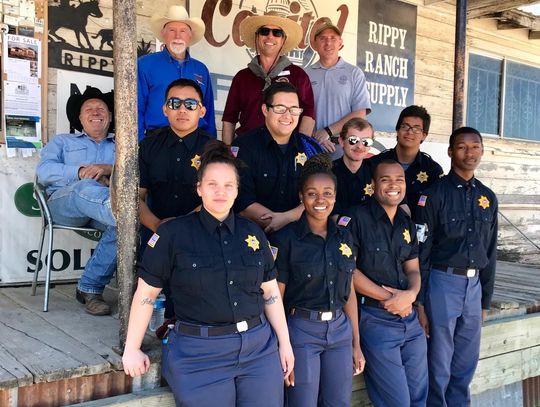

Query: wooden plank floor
left=0, top=284, right=124, bottom=390
left=0, top=261, right=538, bottom=404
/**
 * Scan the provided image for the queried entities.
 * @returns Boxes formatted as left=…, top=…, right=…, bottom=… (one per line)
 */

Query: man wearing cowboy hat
left=37, top=87, right=116, bottom=316
left=138, top=5, right=216, bottom=139
left=222, top=11, right=315, bottom=145
left=306, top=21, right=371, bottom=160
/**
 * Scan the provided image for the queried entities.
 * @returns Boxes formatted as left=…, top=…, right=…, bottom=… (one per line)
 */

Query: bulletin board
left=0, top=0, right=47, bottom=149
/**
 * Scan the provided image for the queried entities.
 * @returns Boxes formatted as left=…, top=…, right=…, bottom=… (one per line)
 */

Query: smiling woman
left=269, top=154, right=363, bottom=406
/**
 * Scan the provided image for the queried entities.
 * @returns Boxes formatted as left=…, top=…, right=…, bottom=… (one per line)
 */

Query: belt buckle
left=466, top=268, right=476, bottom=278
left=320, top=311, right=333, bottom=321
left=236, top=320, right=248, bottom=332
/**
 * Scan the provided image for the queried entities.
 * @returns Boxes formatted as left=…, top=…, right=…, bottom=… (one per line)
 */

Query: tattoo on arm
left=264, top=295, right=278, bottom=305
left=140, top=297, right=155, bottom=306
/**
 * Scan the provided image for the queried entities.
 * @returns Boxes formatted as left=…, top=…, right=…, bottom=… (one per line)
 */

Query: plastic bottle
left=149, top=294, right=166, bottom=332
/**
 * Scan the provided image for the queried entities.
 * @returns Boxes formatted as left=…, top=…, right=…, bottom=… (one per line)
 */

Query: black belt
left=175, top=315, right=263, bottom=337
left=290, top=307, right=342, bottom=321
left=361, top=296, right=385, bottom=309
left=433, top=264, right=479, bottom=278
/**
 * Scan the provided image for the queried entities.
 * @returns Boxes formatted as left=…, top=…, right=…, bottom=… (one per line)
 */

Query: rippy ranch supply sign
left=357, top=0, right=417, bottom=132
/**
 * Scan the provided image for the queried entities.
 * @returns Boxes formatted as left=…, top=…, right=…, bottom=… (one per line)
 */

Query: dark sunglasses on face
left=166, top=97, right=200, bottom=111
left=347, top=136, right=374, bottom=147
left=256, top=27, right=285, bottom=37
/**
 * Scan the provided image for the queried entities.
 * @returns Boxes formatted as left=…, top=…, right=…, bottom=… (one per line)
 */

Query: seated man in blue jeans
left=37, top=87, right=116, bottom=315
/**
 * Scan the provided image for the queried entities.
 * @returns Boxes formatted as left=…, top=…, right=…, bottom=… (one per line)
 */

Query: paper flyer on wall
left=3, top=33, right=41, bottom=83
left=4, top=80, right=42, bottom=149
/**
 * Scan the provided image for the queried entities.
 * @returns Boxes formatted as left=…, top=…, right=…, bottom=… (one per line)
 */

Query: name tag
left=278, top=70, right=290, bottom=76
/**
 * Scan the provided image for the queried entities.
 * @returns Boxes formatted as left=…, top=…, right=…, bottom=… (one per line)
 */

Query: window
left=466, top=53, right=540, bottom=142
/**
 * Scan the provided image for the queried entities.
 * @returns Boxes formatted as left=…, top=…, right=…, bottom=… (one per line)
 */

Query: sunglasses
left=347, top=136, right=373, bottom=147
left=256, top=27, right=285, bottom=37
left=166, top=97, right=200, bottom=111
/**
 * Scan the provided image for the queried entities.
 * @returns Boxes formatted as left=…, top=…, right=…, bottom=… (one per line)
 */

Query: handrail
left=498, top=210, right=540, bottom=252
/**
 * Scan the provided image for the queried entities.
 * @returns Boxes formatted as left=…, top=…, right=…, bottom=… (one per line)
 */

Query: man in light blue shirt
left=306, top=22, right=371, bottom=159
left=37, top=87, right=116, bottom=316
left=138, top=5, right=216, bottom=139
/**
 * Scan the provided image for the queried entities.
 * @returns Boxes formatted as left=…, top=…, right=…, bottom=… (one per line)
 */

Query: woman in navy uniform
left=122, top=141, right=294, bottom=406
left=269, top=154, right=364, bottom=406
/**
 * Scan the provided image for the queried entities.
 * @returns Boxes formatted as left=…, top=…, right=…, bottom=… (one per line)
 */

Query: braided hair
left=298, top=153, right=337, bottom=192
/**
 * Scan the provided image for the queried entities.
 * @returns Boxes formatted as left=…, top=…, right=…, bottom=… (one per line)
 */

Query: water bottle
left=149, top=294, right=166, bottom=332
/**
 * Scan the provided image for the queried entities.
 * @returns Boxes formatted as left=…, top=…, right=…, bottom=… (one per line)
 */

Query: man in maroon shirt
left=222, top=11, right=316, bottom=145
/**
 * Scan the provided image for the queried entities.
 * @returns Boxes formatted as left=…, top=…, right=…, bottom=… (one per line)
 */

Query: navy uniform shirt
left=332, top=157, right=374, bottom=216
left=232, top=127, right=322, bottom=213
left=347, top=199, right=419, bottom=291
left=269, top=212, right=356, bottom=313
left=139, top=127, right=212, bottom=219
left=416, top=170, right=498, bottom=309
left=138, top=208, right=277, bottom=325
left=368, top=148, right=443, bottom=220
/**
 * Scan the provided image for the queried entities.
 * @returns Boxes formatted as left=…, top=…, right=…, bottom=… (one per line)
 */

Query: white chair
left=31, top=177, right=100, bottom=312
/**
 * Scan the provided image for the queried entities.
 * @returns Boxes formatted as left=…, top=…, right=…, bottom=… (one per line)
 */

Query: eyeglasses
left=347, top=136, right=373, bottom=147
left=256, top=27, right=285, bottom=37
left=266, top=104, right=303, bottom=116
left=399, top=123, right=424, bottom=134
left=166, top=97, right=200, bottom=111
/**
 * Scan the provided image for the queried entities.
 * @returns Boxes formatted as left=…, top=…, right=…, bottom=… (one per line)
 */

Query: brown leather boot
left=76, top=288, right=111, bottom=316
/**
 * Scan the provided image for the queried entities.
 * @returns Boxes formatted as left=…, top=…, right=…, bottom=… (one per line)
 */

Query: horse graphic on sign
left=48, top=0, right=103, bottom=50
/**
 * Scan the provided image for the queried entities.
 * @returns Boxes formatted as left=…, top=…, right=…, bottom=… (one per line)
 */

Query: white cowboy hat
left=150, top=5, right=205, bottom=45
left=239, top=11, right=302, bottom=54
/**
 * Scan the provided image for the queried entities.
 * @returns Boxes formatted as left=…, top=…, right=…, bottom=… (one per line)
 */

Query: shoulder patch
left=268, top=242, right=279, bottom=261
left=337, top=216, right=351, bottom=227
left=147, top=233, right=160, bottom=248
left=230, top=146, right=239, bottom=157
left=417, top=195, right=428, bottom=207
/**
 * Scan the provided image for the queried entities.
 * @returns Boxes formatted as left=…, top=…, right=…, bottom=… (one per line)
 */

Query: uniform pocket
left=173, top=255, right=213, bottom=294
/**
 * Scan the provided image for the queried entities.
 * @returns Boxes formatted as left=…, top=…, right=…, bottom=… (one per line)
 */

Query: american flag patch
left=418, top=195, right=427, bottom=207
left=230, top=146, right=239, bottom=157
left=269, top=245, right=279, bottom=261
left=147, top=233, right=160, bottom=248
left=337, top=216, right=351, bottom=227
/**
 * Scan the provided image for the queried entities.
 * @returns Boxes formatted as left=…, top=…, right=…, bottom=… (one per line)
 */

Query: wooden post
left=452, top=0, right=467, bottom=130
left=113, top=0, right=139, bottom=348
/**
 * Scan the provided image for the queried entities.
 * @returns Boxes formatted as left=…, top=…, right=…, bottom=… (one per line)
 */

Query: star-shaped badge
left=245, top=235, right=260, bottom=251
left=416, top=171, right=428, bottom=183
left=295, top=152, right=307, bottom=167
left=339, top=243, right=352, bottom=258
left=191, top=154, right=201, bottom=170
left=478, top=195, right=490, bottom=209
left=363, top=183, right=374, bottom=196
left=403, top=228, right=411, bottom=244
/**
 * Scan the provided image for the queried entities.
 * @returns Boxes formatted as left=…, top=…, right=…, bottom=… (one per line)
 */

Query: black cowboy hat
left=66, top=86, right=114, bottom=133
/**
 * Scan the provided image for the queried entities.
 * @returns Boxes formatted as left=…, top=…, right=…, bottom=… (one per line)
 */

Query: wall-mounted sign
left=357, top=0, right=417, bottom=132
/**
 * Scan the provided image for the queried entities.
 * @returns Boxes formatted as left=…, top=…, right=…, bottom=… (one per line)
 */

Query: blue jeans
left=48, top=179, right=117, bottom=294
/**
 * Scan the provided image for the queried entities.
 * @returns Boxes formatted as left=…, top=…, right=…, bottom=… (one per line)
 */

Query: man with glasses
left=307, top=22, right=371, bottom=160
left=138, top=5, right=216, bottom=139
left=233, top=82, right=322, bottom=233
left=138, top=78, right=212, bottom=317
left=332, top=118, right=375, bottom=217
left=222, top=12, right=315, bottom=145
left=367, top=105, right=443, bottom=219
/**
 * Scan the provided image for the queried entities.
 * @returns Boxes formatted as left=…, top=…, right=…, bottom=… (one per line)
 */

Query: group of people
left=36, top=4, right=498, bottom=407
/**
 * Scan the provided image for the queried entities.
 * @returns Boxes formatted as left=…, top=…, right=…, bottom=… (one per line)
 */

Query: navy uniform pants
left=360, top=305, right=428, bottom=407
left=286, top=310, right=353, bottom=407
left=426, top=269, right=482, bottom=407
left=162, top=318, right=283, bottom=407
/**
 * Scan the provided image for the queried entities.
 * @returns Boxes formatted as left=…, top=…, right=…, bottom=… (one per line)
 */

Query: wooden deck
left=0, top=261, right=538, bottom=406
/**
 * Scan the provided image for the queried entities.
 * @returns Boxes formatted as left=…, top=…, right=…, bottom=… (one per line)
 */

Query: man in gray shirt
left=306, top=21, right=371, bottom=159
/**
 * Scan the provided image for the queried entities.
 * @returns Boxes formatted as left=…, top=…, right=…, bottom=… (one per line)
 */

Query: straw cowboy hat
left=240, top=11, right=302, bottom=54
left=150, top=5, right=205, bottom=45
left=66, top=87, right=114, bottom=132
